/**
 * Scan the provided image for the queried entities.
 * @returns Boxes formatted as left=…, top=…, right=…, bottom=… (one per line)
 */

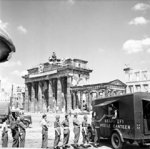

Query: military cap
left=42, top=114, right=47, bottom=118
left=84, top=115, right=88, bottom=119
left=74, top=113, right=78, bottom=116
left=55, top=115, right=60, bottom=119
left=65, top=114, right=68, bottom=118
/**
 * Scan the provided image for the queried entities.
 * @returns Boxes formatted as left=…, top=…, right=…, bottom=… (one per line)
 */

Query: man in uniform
left=81, top=115, right=89, bottom=146
left=40, top=114, right=49, bottom=148
left=18, top=116, right=27, bottom=147
left=73, top=113, right=80, bottom=148
left=1, top=117, right=8, bottom=147
left=91, top=112, right=99, bottom=147
left=54, top=115, right=61, bottom=149
left=61, top=114, right=70, bottom=149
left=10, top=116, right=20, bottom=147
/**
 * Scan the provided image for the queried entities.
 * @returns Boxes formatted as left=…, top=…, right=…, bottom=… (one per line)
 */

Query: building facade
left=23, top=53, right=92, bottom=113
left=124, top=67, right=150, bottom=93
left=71, top=79, right=126, bottom=111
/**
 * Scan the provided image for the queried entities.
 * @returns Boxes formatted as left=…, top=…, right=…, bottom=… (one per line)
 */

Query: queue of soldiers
left=40, top=113, right=100, bottom=149
left=1, top=112, right=101, bottom=149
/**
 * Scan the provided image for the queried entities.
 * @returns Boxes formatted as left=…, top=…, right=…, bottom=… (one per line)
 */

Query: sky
left=0, top=0, right=150, bottom=92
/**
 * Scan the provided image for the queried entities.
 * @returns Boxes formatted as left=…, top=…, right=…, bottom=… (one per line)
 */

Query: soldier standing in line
left=61, top=114, right=70, bottom=149
left=54, top=115, right=61, bottom=149
left=40, top=114, right=49, bottom=148
left=73, top=113, right=80, bottom=148
left=10, top=115, right=20, bottom=148
left=1, top=117, right=9, bottom=147
left=18, top=116, right=27, bottom=147
left=81, top=115, right=89, bottom=146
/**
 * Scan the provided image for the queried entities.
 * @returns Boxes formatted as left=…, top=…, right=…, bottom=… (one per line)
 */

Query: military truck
left=93, top=92, right=150, bottom=149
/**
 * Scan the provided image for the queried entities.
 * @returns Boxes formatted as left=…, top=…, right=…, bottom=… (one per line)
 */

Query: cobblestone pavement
left=0, top=113, right=147, bottom=149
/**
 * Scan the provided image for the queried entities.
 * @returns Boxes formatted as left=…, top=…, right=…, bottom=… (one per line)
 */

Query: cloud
left=123, top=37, right=150, bottom=54
left=129, top=17, right=149, bottom=25
left=67, top=0, right=75, bottom=5
left=17, top=25, right=27, bottom=34
left=133, top=3, right=150, bottom=11
left=0, top=20, right=8, bottom=30
left=98, top=48, right=105, bottom=53
left=0, top=60, right=22, bottom=68
left=11, top=70, right=28, bottom=77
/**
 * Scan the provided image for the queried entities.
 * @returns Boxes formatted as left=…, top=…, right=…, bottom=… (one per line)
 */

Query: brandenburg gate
left=23, top=53, right=92, bottom=113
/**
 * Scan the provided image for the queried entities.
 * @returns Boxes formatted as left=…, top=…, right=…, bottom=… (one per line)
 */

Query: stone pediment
left=108, top=79, right=126, bottom=86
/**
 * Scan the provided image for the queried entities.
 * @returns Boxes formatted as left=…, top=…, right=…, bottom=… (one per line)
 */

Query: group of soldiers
left=1, top=113, right=27, bottom=148
left=40, top=113, right=100, bottom=149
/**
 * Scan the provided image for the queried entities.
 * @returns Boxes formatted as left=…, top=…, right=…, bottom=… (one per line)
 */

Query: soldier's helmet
left=42, top=114, right=47, bottom=119
left=84, top=115, right=88, bottom=120
left=55, top=115, right=60, bottom=120
left=74, top=113, right=78, bottom=117
left=65, top=114, right=68, bottom=118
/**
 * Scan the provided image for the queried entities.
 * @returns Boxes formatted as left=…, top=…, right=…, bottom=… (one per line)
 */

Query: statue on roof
left=49, top=52, right=61, bottom=64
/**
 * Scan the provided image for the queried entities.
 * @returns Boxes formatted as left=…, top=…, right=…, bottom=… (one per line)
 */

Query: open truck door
left=142, top=98, right=150, bottom=135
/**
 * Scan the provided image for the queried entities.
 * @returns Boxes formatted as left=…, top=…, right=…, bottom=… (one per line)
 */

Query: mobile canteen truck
left=93, top=92, right=150, bottom=149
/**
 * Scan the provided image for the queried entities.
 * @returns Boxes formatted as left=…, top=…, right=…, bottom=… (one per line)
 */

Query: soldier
left=81, top=115, right=89, bottom=146
left=10, top=116, right=20, bottom=147
left=73, top=113, right=80, bottom=148
left=1, top=117, right=8, bottom=147
left=61, top=114, right=70, bottom=149
left=40, top=114, right=49, bottom=148
left=54, top=115, right=61, bottom=149
left=92, top=111, right=107, bottom=147
left=18, top=116, right=27, bottom=147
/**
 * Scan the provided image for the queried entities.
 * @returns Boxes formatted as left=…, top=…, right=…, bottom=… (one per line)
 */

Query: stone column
left=87, top=92, right=90, bottom=111
left=48, top=80, right=54, bottom=110
left=80, top=92, right=83, bottom=111
left=38, top=82, right=43, bottom=112
left=67, top=77, right=72, bottom=112
left=31, top=83, right=35, bottom=112
left=34, top=82, right=38, bottom=113
left=77, top=92, right=80, bottom=109
left=73, top=92, right=76, bottom=110
left=43, top=81, right=47, bottom=113
left=57, top=78, right=62, bottom=111
left=25, top=83, right=30, bottom=112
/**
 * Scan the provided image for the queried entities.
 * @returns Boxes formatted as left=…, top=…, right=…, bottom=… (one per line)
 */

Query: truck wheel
left=138, top=143, right=147, bottom=148
left=111, top=132, right=123, bottom=149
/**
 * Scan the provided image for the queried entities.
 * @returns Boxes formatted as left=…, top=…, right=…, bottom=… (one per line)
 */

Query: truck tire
left=111, top=132, right=123, bottom=149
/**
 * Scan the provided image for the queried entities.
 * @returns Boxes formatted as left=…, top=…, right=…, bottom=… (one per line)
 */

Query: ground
left=0, top=113, right=148, bottom=149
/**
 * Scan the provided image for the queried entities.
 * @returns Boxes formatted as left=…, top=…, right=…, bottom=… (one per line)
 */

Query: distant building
left=123, top=67, right=150, bottom=93
left=71, top=79, right=126, bottom=111
left=11, top=85, right=25, bottom=109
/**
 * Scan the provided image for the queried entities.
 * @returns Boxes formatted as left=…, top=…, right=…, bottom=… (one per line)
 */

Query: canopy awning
left=142, top=98, right=150, bottom=102
left=95, top=99, right=118, bottom=107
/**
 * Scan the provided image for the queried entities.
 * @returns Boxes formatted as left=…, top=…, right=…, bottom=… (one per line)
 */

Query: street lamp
left=0, top=28, right=15, bottom=63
